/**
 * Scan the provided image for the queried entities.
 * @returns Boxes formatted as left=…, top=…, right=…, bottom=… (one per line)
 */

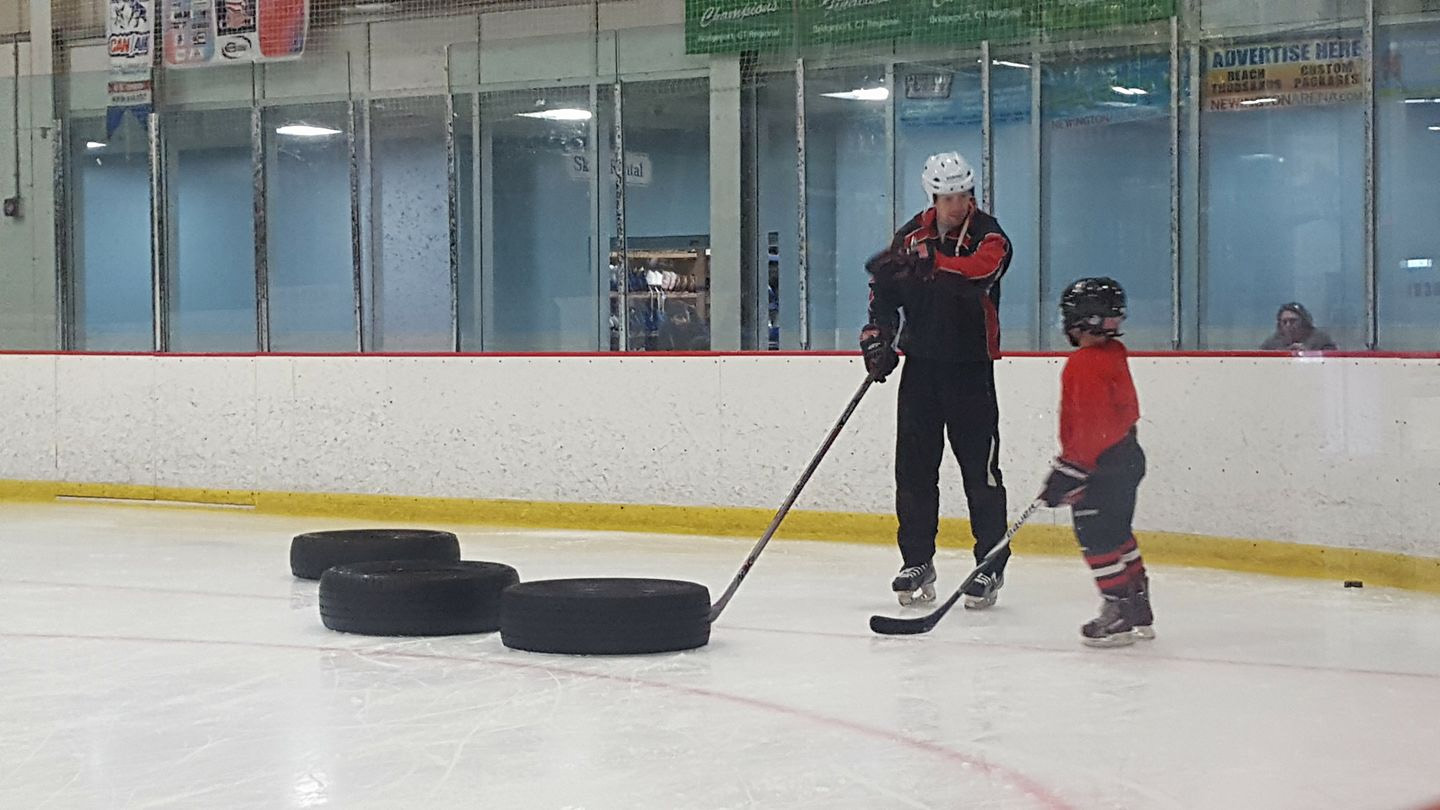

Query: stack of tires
left=290, top=529, right=711, bottom=654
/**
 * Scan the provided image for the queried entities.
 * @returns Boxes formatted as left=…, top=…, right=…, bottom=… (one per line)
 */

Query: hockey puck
left=501, top=578, right=711, bottom=655
left=1343, top=580, right=1363, bottom=588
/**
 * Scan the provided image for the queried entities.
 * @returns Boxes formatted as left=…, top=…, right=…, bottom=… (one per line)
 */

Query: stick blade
left=869, top=614, right=935, bottom=635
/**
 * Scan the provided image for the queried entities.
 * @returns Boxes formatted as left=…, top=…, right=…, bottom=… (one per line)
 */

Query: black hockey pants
left=894, top=357, right=1009, bottom=571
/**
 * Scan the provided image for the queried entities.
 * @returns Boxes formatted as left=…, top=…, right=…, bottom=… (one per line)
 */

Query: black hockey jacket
left=867, top=207, right=1012, bottom=362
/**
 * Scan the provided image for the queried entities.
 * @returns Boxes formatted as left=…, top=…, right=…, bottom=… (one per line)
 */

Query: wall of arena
left=1, top=352, right=1436, bottom=590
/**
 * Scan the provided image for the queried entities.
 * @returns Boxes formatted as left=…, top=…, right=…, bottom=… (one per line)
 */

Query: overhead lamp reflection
left=515, top=108, right=593, bottom=121
left=821, top=87, right=890, bottom=102
left=275, top=124, right=343, bottom=137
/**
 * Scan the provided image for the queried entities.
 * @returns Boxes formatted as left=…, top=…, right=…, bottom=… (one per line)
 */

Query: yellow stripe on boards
left=2, top=478, right=1437, bottom=594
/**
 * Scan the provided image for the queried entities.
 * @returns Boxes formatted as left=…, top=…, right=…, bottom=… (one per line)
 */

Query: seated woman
left=1260, top=302, right=1337, bottom=351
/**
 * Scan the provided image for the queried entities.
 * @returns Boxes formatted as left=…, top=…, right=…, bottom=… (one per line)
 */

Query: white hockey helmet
left=921, top=151, right=975, bottom=198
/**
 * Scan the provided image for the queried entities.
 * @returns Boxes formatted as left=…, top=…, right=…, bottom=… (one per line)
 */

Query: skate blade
left=1082, top=632, right=1138, bottom=648
left=897, top=584, right=936, bottom=607
left=1132, top=626, right=1156, bottom=640
left=963, top=595, right=997, bottom=611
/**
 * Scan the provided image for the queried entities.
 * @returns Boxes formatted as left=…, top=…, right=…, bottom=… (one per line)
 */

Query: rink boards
left=0, top=352, right=1435, bottom=590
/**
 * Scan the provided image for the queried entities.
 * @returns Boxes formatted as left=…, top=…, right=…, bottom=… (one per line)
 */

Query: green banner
left=909, top=0, right=1033, bottom=46
left=684, top=0, right=1177, bottom=54
left=1041, top=0, right=1174, bottom=33
left=685, top=0, right=794, bottom=54
left=798, top=0, right=915, bottom=47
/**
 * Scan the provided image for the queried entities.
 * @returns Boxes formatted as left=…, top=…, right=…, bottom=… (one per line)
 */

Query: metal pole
left=473, top=93, right=485, bottom=351
left=1186, top=39, right=1203, bottom=349
left=347, top=96, right=365, bottom=353
left=1169, top=15, right=1181, bottom=349
left=981, top=40, right=994, bottom=213
left=148, top=110, right=168, bottom=352
left=588, top=82, right=603, bottom=350
left=884, top=60, right=896, bottom=231
left=1031, top=47, right=1044, bottom=350
left=53, top=117, right=71, bottom=350
left=445, top=85, right=461, bottom=352
left=613, top=79, right=628, bottom=350
left=1363, top=0, right=1378, bottom=349
left=795, top=57, right=810, bottom=351
left=251, top=69, right=270, bottom=352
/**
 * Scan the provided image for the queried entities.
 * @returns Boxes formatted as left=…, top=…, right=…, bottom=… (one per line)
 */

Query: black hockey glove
left=859, top=325, right=899, bottom=383
left=1040, top=458, right=1089, bottom=508
left=864, top=249, right=932, bottom=282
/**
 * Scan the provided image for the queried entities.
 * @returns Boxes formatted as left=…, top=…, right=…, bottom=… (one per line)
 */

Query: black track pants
left=894, top=357, right=1008, bottom=570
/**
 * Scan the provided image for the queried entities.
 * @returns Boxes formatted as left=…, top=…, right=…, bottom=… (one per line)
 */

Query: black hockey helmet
left=1060, top=277, right=1127, bottom=337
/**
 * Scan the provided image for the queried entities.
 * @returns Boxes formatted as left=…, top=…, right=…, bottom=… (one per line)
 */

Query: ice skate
left=1130, top=574, right=1155, bottom=640
left=892, top=562, right=936, bottom=606
left=963, top=571, right=1003, bottom=610
left=1081, top=594, right=1138, bottom=647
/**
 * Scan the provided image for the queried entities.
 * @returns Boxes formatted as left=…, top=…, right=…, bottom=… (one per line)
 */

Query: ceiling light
left=85, top=141, right=106, bottom=150
left=822, top=87, right=889, bottom=102
left=1111, top=85, right=1148, bottom=96
left=992, top=59, right=1031, bottom=69
left=1404, top=258, right=1433, bottom=269
left=1403, top=97, right=1440, bottom=104
left=276, top=124, right=342, bottom=137
left=1430, top=125, right=1440, bottom=132
left=1240, top=97, right=1279, bottom=106
left=515, top=108, right=593, bottom=121
left=1099, top=101, right=1137, bottom=108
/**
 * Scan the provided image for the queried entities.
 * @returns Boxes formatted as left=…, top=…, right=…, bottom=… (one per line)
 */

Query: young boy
left=1039, top=277, right=1154, bottom=647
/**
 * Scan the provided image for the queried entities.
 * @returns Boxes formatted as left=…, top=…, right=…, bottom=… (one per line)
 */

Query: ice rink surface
left=2, top=502, right=1438, bottom=810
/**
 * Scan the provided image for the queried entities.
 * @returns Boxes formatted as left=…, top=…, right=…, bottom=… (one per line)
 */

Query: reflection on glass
left=753, top=70, right=799, bottom=350
left=806, top=66, right=891, bottom=350
left=1377, top=23, right=1440, bottom=349
left=483, top=88, right=601, bottom=351
left=615, top=79, right=712, bottom=351
left=168, top=107, right=256, bottom=351
left=368, top=96, right=450, bottom=351
left=1201, top=34, right=1364, bottom=349
left=1042, top=49, right=1172, bottom=350
left=991, top=55, right=1039, bottom=350
left=69, top=115, right=154, bottom=350
left=265, top=102, right=355, bottom=352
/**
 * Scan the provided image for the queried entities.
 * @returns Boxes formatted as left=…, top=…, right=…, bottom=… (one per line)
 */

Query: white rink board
left=0, top=353, right=1437, bottom=559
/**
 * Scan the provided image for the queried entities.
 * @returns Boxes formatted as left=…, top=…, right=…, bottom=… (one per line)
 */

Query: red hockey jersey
left=1059, top=340, right=1140, bottom=470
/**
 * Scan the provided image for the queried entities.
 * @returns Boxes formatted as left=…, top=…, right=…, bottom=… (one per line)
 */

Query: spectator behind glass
left=1260, top=302, right=1337, bottom=351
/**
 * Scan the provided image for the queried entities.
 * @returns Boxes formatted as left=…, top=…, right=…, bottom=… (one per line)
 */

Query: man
left=1259, top=302, right=1337, bottom=351
left=860, top=151, right=1013, bottom=609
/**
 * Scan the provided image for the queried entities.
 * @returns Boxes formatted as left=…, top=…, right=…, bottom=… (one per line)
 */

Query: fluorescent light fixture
left=976, top=58, right=1032, bottom=69
left=821, top=87, right=890, bottom=102
left=515, top=108, right=593, bottom=121
left=1099, top=101, right=1138, bottom=108
left=85, top=141, right=106, bottom=150
left=1240, top=97, right=1279, bottom=106
left=275, top=124, right=342, bottom=137
left=1110, top=85, right=1148, bottom=96
left=1405, top=258, right=1434, bottom=269
left=1430, top=125, right=1440, bottom=132
left=1403, top=97, right=1440, bottom=104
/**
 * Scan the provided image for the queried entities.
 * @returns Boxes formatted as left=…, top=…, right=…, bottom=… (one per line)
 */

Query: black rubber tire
left=319, top=560, right=519, bottom=636
left=501, top=578, right=711, bottom=655
left=290, top=529, right=460, bottom=580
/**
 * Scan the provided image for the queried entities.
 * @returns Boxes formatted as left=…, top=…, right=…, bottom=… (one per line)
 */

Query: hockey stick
left=869, top=499, right=1042, bottom=636
left=708, top=375, right=876, bottom=625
